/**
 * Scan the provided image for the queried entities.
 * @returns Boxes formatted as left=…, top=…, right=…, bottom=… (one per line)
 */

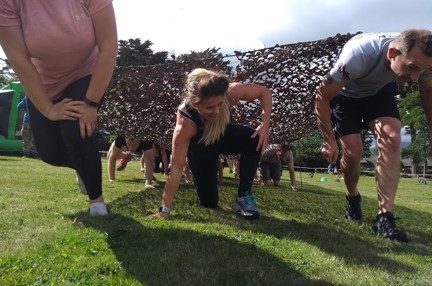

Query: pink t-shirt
left=0, top=0, right=113, bottom=99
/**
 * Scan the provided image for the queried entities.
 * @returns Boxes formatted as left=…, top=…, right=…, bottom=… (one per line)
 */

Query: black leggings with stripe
left=187, top=123, right=261, bottom=208
left=27, top=75, right=102, bottom=200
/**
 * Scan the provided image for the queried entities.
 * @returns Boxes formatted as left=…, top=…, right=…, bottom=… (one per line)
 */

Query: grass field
left=0, top=155, right=431, bottom=285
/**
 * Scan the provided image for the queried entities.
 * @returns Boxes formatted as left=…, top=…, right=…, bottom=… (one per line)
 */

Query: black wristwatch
left=159, top=206, right=171, bottom=213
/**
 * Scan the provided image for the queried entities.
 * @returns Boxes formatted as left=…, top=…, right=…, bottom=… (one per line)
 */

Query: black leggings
left=27, top=75, right=102, bottom=200
left=187, top=123, right=261, bottom=208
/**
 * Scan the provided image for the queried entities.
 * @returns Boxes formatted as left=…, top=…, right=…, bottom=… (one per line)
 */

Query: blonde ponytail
left=182, top=68, right=231, bottom=145
left=199, top=96, right=230, bottom=145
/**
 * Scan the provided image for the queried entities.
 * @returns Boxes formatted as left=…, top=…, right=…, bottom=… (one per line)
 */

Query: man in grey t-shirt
left=260, top=143, right=296, bottom=190
left=314, top=29, right=432, bottom=243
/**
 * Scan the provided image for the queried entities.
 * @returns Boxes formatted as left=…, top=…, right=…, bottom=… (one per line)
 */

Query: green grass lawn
left=0, top=155, right=431, bottom=285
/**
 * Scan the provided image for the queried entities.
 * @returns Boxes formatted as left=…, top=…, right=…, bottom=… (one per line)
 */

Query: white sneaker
left=75, top=171, right=88, bottom=195
left=89, top=202, right=108, bottom=216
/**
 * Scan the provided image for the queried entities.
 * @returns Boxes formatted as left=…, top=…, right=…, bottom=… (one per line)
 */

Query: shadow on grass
left=164, top=180, right=428, bottom=274
left=70, top=175, right=430, bottom=284
left=71, top=212, right=333, bottom=286
left=114, top=177, right=165, bottom=191
left=0, top=156, right=21, bottom=161
left=175, top=208, right=418, bottom=275
left=297, top=182, right=432, bottom=250
left=217, top=177, right=241, bottom=189
left=117, top=178, right=145, bottom=184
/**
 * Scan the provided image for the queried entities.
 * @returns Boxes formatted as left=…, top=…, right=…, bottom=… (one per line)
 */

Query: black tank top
left=178, top=102, right=205, bottom=146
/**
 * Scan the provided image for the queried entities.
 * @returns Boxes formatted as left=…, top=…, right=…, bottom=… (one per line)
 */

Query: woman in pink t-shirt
left=0, top=1, right=118, bottom=216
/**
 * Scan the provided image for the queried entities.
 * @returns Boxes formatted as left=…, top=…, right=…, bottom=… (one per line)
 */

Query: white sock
left=89, top=202, right=108, bottom=216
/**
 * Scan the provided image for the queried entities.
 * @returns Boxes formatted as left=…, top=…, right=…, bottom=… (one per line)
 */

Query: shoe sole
left=345, top=213, right=362, bottom=222
left=371, top=223, right=409, bottom=243
left=232, top=203, right=260, bottom=219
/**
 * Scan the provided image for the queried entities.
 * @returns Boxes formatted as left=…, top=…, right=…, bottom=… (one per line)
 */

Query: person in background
left=153, top=143, right=169, bottom=176
left=17, top=96, right=33, bottom=157
left=217, top=156, right=224, bottom=185
left=233, top=159, right=240, bottom=179
left=183, top=159, right=192, bottom=184
left=107, top=135, right=156, bottom=188
left=168, top=152, right=192, bottom=184
left=333, top=165, right=339, bottom=175
left=148, top=68, right=272, bottom=219
left=282, top=145, right=297, bottom=191
left=139, top=140, right=156, bottom=188
left=253, top=167, right=262, bottom=185
left=260, top=143, right=296, bottom=191
left=106, top=135, right=130, bottom=181
left=179, top=158, right=222, bottom=185
left=327, top=164, right=334, bottom=175
left=225, top=156, right=235, bottom=174
left=0, top=1, right=118, bottom=216
left=315, top=29, right=432, bottom=242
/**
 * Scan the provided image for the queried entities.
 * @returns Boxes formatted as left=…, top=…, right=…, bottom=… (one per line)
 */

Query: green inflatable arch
left=0, top=82, right=25, bottom=152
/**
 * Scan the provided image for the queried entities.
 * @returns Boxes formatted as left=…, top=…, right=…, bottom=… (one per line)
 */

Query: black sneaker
left=372, top=212, right=409, bottom=243
left=345, top=193, right=362, bottom=221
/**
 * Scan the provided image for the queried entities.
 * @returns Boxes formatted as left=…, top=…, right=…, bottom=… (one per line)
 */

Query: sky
left=1, top=0, right=431, bottom=58
left=112, top=0, right=432, bottom=56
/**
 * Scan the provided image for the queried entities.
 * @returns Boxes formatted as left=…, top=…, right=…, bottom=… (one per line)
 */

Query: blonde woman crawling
left=148, top=68, right=272, bottom=219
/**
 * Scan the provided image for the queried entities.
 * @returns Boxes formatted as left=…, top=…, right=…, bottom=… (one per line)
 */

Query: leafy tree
left=175, top=47, right=233, bottom=75
left=116, top=38, right=168, bottom=66
left=361, top=130, right=374, bottom=158
left=400, top=90, right=430, bottom=173
left=0, top=58, right=18, bottom=86
left=292, top=127, right=374, bottom=169
left=292, top=129, right=328, bottom=168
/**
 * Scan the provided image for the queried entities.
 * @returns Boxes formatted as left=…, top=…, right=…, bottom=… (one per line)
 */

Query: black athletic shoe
left=372, top=212, right=409, bottom=243
left=345, top=193, right=362, bottom=221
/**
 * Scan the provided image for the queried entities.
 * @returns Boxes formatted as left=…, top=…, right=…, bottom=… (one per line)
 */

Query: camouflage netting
left=98, top=59, right=226, bottom=147
left=99, top=32, right=361, bottom=148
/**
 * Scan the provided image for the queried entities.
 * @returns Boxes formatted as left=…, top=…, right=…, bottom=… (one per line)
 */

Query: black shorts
left=330, top=83, right=401, bottom=138
left=114, top=135, right=153, bottom=152
left=137, top=140, right=154, bottom=152
left=114, top=135, right=127, bottom=148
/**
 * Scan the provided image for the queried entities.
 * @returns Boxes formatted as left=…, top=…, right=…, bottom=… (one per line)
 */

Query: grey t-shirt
left=261, top=144, right=293, bottom=165
left=329, top=32, right=398, bottom=98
